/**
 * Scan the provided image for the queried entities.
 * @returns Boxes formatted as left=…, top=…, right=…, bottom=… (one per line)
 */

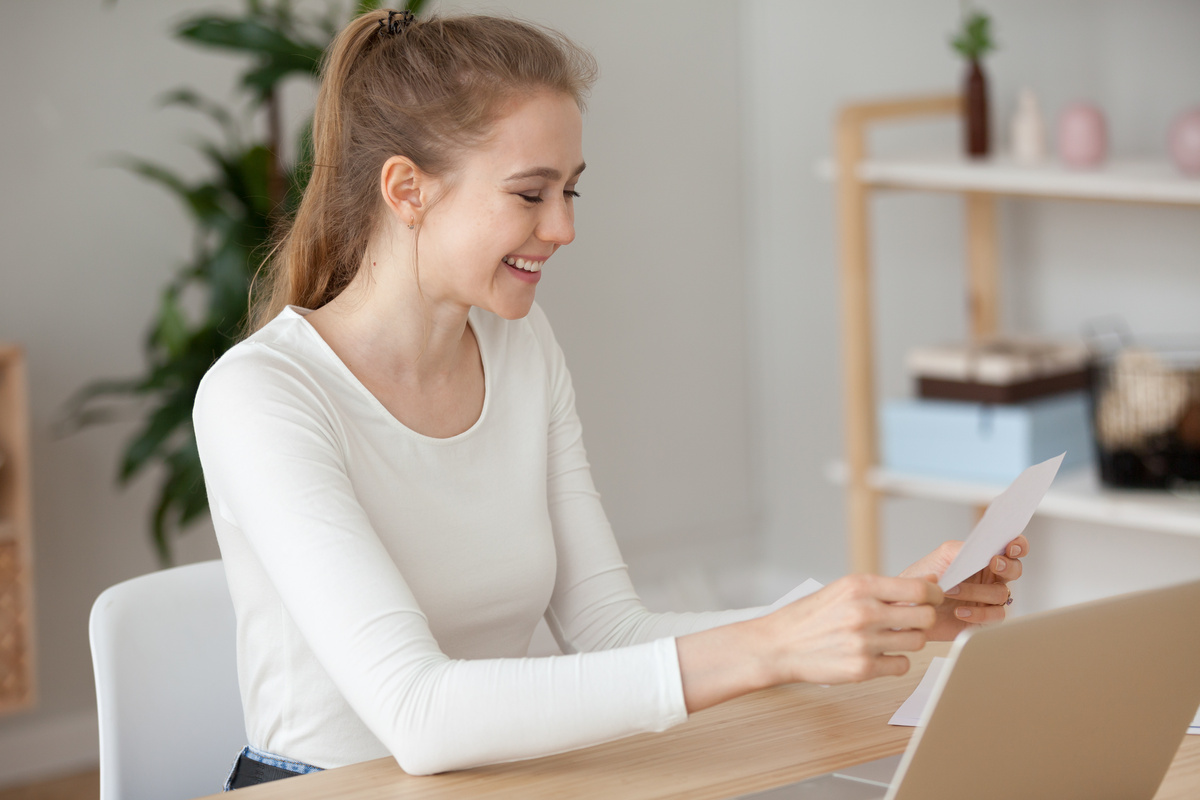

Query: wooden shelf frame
left=831, top=93, right=1200, bottom=574
left=0, top=344, right=36, bottom=714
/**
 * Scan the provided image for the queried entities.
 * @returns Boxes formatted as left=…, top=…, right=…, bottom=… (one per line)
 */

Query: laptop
left=735, top=578, right=1200, bottom=800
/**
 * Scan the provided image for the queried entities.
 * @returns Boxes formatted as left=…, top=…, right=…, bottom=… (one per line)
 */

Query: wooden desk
left=199, top=644, right=1200, bottom=799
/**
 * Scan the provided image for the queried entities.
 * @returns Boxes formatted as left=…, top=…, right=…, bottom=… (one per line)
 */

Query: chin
left=488, top=298, right=536, bottom=321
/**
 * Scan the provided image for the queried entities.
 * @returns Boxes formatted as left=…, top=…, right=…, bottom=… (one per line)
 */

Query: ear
left=379, top=155, right=429, bottom=227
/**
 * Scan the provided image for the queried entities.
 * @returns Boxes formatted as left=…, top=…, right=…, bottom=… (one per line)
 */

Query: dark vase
left=963, top=58, right=990, bottom=158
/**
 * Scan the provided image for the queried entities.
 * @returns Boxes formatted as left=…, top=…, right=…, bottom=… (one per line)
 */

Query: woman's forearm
left=675, top=615, right=778, bottom=713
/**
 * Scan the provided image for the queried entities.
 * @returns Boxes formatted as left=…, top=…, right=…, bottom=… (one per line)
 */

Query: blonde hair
left=248, top=11, right=597, bottom=332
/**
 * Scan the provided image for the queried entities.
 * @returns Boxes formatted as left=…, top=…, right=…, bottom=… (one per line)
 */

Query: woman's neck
left=305, top=256, right=473, bottom=390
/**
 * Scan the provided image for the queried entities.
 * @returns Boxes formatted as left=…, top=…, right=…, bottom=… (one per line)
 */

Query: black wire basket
left=1090, top=342, right=1200, bottom=491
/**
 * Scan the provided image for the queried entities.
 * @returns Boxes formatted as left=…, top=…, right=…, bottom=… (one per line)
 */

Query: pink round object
left=1168, top=107, right=1200, bottom=175
left=1057, top=103, right=1107, bottom=168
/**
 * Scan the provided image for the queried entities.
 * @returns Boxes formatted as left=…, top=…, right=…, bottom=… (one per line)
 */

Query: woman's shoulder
left=196, top=306, right=335, bottom=410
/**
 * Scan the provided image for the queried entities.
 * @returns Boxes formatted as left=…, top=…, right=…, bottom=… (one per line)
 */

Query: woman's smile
left=503, top=255, right=545, bottom=283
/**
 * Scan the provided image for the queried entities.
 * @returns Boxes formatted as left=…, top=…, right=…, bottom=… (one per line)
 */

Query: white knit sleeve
left=194, top=345, right=689, bottom=776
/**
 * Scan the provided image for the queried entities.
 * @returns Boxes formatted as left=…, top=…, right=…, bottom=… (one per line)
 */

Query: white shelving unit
left=828, top=93, right=1200, bottom=573
left=826, top=462, right=1200, bottom=539
left=821, top=155, right=1200, bottom=206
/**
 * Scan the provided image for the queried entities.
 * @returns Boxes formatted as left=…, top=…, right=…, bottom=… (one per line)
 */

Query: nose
left=537, top=197, right=575, bottom=246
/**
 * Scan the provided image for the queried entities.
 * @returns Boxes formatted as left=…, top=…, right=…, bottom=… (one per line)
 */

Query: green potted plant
left=66, top=0, right=426, bottom=565
left=950, top=4, right=997, bottom=159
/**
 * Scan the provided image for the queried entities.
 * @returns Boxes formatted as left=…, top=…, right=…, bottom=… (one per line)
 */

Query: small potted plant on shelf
left=950, top=4, right=996, bottom=159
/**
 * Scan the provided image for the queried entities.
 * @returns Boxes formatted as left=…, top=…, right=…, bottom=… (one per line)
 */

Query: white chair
left=90, top=559, right=246, bottom=800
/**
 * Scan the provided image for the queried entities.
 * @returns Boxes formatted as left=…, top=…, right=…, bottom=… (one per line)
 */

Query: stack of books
left=882, top=338, right=1094, bottom=483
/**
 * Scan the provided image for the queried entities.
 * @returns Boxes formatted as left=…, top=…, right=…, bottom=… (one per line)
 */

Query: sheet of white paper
left=767, top=578, right=824, bottom=613
left=937, top=454, right=1065, bottom=591
left=888, top=657, right=948, bottom=726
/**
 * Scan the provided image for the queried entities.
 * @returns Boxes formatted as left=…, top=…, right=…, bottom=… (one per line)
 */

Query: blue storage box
left=881, top=392, right=1094, bottom=483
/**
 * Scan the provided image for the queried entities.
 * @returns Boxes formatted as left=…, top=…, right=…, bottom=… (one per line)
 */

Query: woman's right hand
left=758, top=575, right=943, bottom=686
left=676, top=574, right=943, bottom=713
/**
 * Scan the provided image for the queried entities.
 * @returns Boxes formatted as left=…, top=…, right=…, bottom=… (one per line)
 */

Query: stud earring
left=407, top=218, right=416, bottom=230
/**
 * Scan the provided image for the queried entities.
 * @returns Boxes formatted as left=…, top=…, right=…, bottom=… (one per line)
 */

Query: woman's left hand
left=897, top=535, right=1027, bottom=641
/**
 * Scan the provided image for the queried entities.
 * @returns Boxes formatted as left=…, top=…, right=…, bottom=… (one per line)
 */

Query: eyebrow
left=503, top=163, right=587, bottom=182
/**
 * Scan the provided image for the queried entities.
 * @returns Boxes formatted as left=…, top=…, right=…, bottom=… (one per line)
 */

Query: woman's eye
left=517, top=190, right=580, bottom=204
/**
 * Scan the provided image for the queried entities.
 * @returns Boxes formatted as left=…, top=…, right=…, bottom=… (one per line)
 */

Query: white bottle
left=1011, top=88, right=1046, bottom=164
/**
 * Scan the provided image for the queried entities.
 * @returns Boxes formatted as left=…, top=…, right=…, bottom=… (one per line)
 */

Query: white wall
left=444, top=0, right=760, bottom=601
left=0, top=0, right=754, bottom=785
left=741, top=0, right=1200, bottom=604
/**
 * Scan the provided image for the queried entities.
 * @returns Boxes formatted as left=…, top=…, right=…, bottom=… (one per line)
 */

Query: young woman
left=193, top=10, right=1025, bottom=789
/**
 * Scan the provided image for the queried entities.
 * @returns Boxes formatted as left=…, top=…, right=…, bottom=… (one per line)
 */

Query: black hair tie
left=378, top=10, right=416, bottom=36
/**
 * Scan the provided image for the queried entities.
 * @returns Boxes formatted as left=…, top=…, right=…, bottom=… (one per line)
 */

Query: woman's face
left=418, top=90, right=585, bottom=320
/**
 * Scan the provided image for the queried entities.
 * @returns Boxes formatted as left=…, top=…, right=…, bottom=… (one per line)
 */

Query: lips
left=503, top=257, right=542, bottom=283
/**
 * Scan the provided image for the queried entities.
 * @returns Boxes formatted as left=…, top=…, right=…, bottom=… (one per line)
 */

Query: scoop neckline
left=283, top=305, right=491, bottom=444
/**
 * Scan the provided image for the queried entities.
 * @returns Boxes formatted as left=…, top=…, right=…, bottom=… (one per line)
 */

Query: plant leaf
left=154, top=289, right=190, bottom=360
left=150, top=436, right=208, bottom=566
left=108, top=155, right=232, bottom=227
left=156, top=88, right=240, bottom=147
left=119, top=396, right=195, bottom=482
left=240, top=48, right=325, bottom=98
left=176, top=16, right=313, bottom=57
left=57, top=377, right=148, bottom=436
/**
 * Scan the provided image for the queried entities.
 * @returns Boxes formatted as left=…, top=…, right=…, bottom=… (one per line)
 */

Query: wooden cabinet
left=830, top=93, right=1200, bottom=574
left=0, top=344, right=35, bottom=713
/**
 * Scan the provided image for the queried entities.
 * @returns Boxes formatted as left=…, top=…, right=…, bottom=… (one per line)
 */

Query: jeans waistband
left=224, top=745, right=323, bottom=791
left=243, top=745, right=322, bottom=774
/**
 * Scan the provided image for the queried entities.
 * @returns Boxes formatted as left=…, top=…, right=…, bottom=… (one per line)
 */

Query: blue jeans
left=223, top=745, right=323, bottom=791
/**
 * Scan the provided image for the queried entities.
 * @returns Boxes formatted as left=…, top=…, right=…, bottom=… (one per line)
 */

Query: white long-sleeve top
left=193, top=303, right=778, bottom=775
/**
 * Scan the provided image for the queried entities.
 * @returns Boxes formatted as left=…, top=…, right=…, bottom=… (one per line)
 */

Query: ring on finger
left=1005, top=586, right=1013, bottom=606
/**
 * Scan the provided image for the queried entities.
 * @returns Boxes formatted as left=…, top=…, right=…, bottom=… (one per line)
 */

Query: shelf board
left=826, top=462, right=1200, bottom=538
left=817, top=155, right=1200, bottom=206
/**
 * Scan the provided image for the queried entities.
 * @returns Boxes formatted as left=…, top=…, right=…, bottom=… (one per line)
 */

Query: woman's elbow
left=391, top=742, right=470, bottom=776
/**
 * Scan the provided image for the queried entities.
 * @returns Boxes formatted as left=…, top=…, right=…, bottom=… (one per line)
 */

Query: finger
left=875, top=629, right=928, bottom=653
left=864, top=575, right=944, bottom=606
left=989, top=555, right=1022, bottom=582
left=1006, top=535, right=1029, bottom=559
left=879, top=602, right=938, bottom=631
left=952, top=603, right=1008, bottom=625
left=872, top=654, right=912, bottom=678
left=946, top=581, right=1009, bottom=606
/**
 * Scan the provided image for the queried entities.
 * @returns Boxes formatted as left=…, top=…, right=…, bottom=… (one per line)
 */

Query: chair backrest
left=90, top=560, right=245, bottom=800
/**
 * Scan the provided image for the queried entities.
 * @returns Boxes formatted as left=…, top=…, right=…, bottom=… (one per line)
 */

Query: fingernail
left=994, top=557, right=1007, bottom=572
left=1009, top=545, right=1022, bottom=557
left=946, top=585, right=961, bottom=595
left=956, top=607, right=972, bottom=618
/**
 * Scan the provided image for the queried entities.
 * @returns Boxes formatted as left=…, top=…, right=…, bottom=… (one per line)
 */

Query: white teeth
left=505, top=257, right=542, bottom=272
